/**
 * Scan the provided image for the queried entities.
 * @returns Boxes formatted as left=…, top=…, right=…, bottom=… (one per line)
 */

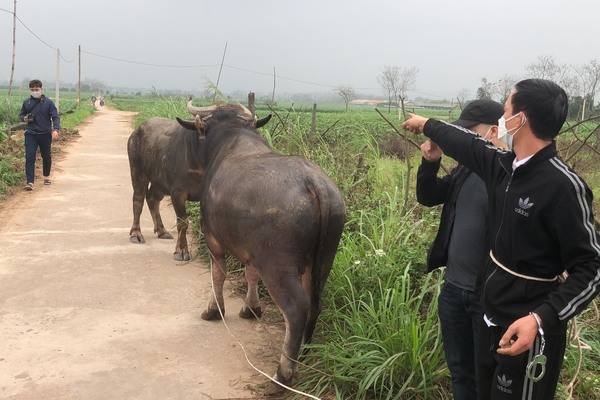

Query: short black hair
left=511, top=79, right=568, bottom=140
left=29, top=79, right=43, bottom=88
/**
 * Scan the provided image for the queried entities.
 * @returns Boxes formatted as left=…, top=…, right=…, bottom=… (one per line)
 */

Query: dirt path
left=0, top=107, right=282, bottom=399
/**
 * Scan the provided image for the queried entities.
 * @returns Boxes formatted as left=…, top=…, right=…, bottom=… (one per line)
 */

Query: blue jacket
left=19, top=95, right=60, bottom=134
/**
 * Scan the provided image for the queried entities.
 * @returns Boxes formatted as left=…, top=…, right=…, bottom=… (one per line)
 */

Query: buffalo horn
left=187, top=101, right=217, bottom=117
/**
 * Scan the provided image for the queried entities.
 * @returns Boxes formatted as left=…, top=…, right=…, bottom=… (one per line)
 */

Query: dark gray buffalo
left=127, top=116, right=205, bottom=260
left=184, top=101, right=346, bottom=392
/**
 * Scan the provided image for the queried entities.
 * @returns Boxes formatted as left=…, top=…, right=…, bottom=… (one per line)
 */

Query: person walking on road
left=19, top=79, right=60, bottom=190
left=416, top=99, right=505, bottom=400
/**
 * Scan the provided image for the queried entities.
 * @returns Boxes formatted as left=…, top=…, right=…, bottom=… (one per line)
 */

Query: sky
left=1, top=0, right=599, bottom=100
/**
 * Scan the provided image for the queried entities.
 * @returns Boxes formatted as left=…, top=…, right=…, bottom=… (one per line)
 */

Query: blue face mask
left=502, top=132, right=513, bottom=148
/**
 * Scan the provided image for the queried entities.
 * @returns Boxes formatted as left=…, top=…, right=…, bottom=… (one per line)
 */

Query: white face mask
left=31, top=91, right=42, bottom=99
left=498, top=113, right=526, bottom=148
left=482, top=126, right=493, bottom=140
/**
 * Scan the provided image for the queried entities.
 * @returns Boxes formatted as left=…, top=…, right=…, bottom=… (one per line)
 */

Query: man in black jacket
left=19, top=79, right=60, bottom=191
left=417, top=99, right=504, bottom=400
left=403, top=79, right=600, bottom=400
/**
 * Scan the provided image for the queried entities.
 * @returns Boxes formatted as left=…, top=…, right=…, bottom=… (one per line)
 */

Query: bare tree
left=378, top=66, right=400, bottom=113
left=493, top=74, right=520, bottom=103
left=334, top=86, right=357, bottom=111
left=575, top=59, right=600, bottom=117
left=397, top=66, right=418, bottom=108
left=456, top=88, right=470, bottom=110
left=476, top=77, right=493, bottom=100
left=526, top=55, right=567, bottom=81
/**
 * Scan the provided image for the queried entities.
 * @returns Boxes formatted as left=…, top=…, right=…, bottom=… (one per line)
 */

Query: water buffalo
left=127, top=116, right=206, bottom=260
left=184, top=102, right=346, bottom=393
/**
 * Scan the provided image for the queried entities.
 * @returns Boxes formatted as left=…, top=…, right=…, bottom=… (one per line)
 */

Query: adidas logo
left=497, top=374, right=513, bottom=394
left=515, top=197, right=534, bottom=217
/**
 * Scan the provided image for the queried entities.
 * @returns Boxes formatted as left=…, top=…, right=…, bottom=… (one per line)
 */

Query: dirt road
left=0, top=107, right=282, bottom=399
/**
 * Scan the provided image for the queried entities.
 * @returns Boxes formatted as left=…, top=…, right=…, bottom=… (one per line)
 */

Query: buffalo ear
left=176, top=116, right=206, bottom=136
left=255, top=114, right=272, bottom=129
left=194, top=115, right=207, bottom=135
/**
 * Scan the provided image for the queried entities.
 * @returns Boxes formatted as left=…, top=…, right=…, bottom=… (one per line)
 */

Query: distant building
left=351, top=99, right=456, bottom=110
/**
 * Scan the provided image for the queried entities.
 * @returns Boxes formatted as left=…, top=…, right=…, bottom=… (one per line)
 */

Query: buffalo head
left=179, top=101, right=271, bottom=133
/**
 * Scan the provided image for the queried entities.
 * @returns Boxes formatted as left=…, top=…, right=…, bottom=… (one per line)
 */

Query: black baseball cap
left=452, top=100, right=504, bottom=128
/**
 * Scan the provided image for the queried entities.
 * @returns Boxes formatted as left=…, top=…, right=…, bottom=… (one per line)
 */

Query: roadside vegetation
left=2, top=92, right=599, bottom=399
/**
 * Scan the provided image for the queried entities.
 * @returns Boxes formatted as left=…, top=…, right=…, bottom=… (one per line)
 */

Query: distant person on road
left=403, top=79, right=600, bottom=400
left=91, top=95, right=96, bottom=106
left=416, top=99, right=505, bottom=400
left=19, top=79, right=60, bottom=191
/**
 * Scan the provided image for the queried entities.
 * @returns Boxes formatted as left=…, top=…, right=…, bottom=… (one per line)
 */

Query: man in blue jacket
left=403, top=79, right=600, bottom=400
left=19, top=79, right=60, bottom=190
left=416, top=99, right=505, bottom=400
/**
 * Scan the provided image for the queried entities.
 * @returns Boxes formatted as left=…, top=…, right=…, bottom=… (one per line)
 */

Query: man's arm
left=416, top=140, right=452, bottom=206
left=19, top=101, right=27, bottom=122
left=404, top=114, right=503, bottom=181
left=49, top=100, right=60, bottom=139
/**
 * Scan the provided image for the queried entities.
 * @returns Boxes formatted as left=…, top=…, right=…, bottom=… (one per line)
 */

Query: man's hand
left=402, top=113, right=429, bottom=134
left=52, top=130, right=59, bottom=140
left=497, top=314, right=540, bottom=356
left=421, top=139, right=442, bottom=161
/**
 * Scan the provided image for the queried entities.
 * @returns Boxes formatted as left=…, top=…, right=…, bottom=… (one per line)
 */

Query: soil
left=0, top=106, right=285, bottom=400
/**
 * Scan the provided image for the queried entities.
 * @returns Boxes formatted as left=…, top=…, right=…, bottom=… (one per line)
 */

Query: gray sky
left=1, top=0, right=599, bottom=100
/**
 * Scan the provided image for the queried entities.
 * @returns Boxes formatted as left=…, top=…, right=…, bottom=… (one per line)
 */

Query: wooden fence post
left=248, top=91, right=255, bottom=117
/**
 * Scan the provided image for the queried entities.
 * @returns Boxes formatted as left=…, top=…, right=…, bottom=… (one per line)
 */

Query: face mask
left=31, top=91, right=42, bottom=99
left=498, top=113, right=526, bottom=148
left=482, top=126, right=493, bottom=140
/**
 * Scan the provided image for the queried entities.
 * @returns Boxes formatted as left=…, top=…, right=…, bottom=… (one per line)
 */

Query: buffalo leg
left=170, top=193, right=190, bottom=261
left=301, top=264, right=318, bottom=344
left=129, top=175, right=148, bottom=244
left=239, top=263, right=262, bottom=319
left=146, top=184, right=173, bottom=240
left=262, top=270, right=309, bottom=388
left=201, top=235, right=228, bottom=320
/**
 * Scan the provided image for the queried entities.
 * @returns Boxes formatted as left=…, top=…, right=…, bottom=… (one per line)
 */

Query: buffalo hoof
left=201, top=308, right=224, bottom=321
left=173, top=252, right=191, bottom=261
left=129, top=235, right=145, bottom=244
left=158, top=232, right=174, bottom=240
left=239, top=306, right=262, bottom=319
left=264, top=381, right=286, bottom=396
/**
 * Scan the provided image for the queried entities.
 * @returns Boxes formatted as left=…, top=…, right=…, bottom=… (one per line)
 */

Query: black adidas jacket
left=423, top=119, right=600, bottom=334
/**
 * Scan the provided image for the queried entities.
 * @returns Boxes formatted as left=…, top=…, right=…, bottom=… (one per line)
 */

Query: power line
left=81, top=50, right=220, bottom=69
left=1, top=7, right=454, bottom=98
left=0, top=6, right=75, bottom=62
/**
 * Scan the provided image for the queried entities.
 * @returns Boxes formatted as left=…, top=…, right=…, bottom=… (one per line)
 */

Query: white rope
left=490, top=251, right=559, bottom=282
left=207, top=253, right=322, bottom=400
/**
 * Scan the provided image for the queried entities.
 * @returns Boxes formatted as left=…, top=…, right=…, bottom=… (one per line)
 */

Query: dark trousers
left=24, top=132, right=52, bottom=184
left=438, top=281, right=482, bottom=400
left=478, top=321, right=566, bottom=400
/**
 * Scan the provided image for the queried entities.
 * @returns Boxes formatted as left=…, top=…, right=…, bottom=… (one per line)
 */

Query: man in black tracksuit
left=416, top=99, right=505, bottom=400
left=403, top=79, right=600, bottom=400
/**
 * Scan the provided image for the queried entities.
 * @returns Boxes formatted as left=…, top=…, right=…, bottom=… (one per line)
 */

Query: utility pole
left=55, top=49, right=60, bottom=111
left=78, top=45, right=81, bottom=106
left=271, top=67, right=276, bottom=105
left=213, top=42, right=228, bottom=103
left=6, top=0, right=17, bottom=136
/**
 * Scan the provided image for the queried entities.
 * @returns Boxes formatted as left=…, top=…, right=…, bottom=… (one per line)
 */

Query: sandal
left=44, top=179, right=51, bottom=185
left=25, top=182, right=34, bottom=191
